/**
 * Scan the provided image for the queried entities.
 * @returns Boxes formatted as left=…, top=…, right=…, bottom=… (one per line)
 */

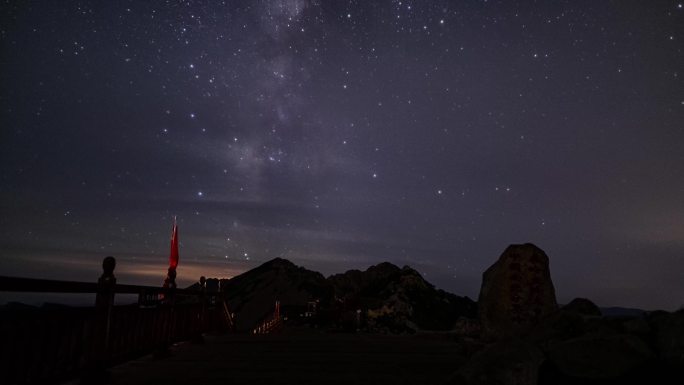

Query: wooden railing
left=0, top=256, right=234, bottom=384
left=252, top=300, right=282, bottom=334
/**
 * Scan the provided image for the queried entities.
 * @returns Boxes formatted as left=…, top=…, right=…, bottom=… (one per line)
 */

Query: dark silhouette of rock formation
left=330, top=262, right=476, bottom=332
left=648, top=309, right=684, bottom=368
left=208, top=258, right=476, bottom=333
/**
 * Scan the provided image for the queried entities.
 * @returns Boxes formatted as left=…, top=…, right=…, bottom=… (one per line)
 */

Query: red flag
left=169, top=217, right=179, bottom=269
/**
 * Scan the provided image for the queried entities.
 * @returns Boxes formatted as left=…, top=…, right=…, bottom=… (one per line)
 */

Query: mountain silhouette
left=210, top=258, right=475, bottom=332
left=219, top=258, right=334, bottom=331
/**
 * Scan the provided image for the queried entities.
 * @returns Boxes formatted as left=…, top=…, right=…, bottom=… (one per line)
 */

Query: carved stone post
left=199, top=276, right=206, bottom=328
left=83, top=256, right=116, bottom=384
left=163, top=267, right=177, bottom=291
left=192, top=276, right=206, bottom=344
left=97, top=256, right=116, bottom=348
left=155, top=268, right=177, bottom=358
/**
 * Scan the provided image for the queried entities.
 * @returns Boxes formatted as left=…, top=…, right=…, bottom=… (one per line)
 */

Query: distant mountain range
left=599, top=306, right=646, bottom=318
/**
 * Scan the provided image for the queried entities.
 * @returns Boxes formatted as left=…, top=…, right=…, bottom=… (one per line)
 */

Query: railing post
left=83, top=256, right=116, bottom=384
left=155, top=269, right=176, bottom=358
left=200, top=276, right=207, bottom=329
left=192, top=276, right=206, bottom=344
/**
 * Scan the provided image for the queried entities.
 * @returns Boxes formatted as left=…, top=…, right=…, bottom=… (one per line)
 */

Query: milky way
left=1, top=1, right=683, bottom=310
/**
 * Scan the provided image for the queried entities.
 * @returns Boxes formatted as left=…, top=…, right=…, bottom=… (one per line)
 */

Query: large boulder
left=478, top=243, right=558, bottom=338
left=545, top=333, right=654, bottom=379
left=648, top=309, right=684, bottom=367
left=622, top=317, right=651, bottom=335
left=561, top=298, right=601, bottom=317
left=526, top=309, right=588, bottom=344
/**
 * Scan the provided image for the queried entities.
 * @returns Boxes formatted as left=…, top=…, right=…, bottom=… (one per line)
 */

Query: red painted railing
left=252, top=300, right=282, bottom=334
left=0, top=256, right=234, bottom=384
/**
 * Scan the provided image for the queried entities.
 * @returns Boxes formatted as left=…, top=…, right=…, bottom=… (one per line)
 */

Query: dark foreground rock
left=545, top=333, right=654, bottom=378
left=451, top=339, right=545, bottom=385
left=648, top=309, right=684, bottom=367
left=455, top=311, right=683, bottom=385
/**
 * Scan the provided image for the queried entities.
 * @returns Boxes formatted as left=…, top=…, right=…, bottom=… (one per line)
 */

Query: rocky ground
left=450, top=306, right=684, bottom=384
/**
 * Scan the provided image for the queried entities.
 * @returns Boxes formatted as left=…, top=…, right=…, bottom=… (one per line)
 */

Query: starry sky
left=1, top=1, right=683, bottom=310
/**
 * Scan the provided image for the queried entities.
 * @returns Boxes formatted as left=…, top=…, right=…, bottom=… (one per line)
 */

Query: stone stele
left=478, top=243, right=558, bottom=337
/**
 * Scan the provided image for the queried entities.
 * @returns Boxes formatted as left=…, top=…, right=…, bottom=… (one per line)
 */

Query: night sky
left=1, top=1, right=683, bottom=310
